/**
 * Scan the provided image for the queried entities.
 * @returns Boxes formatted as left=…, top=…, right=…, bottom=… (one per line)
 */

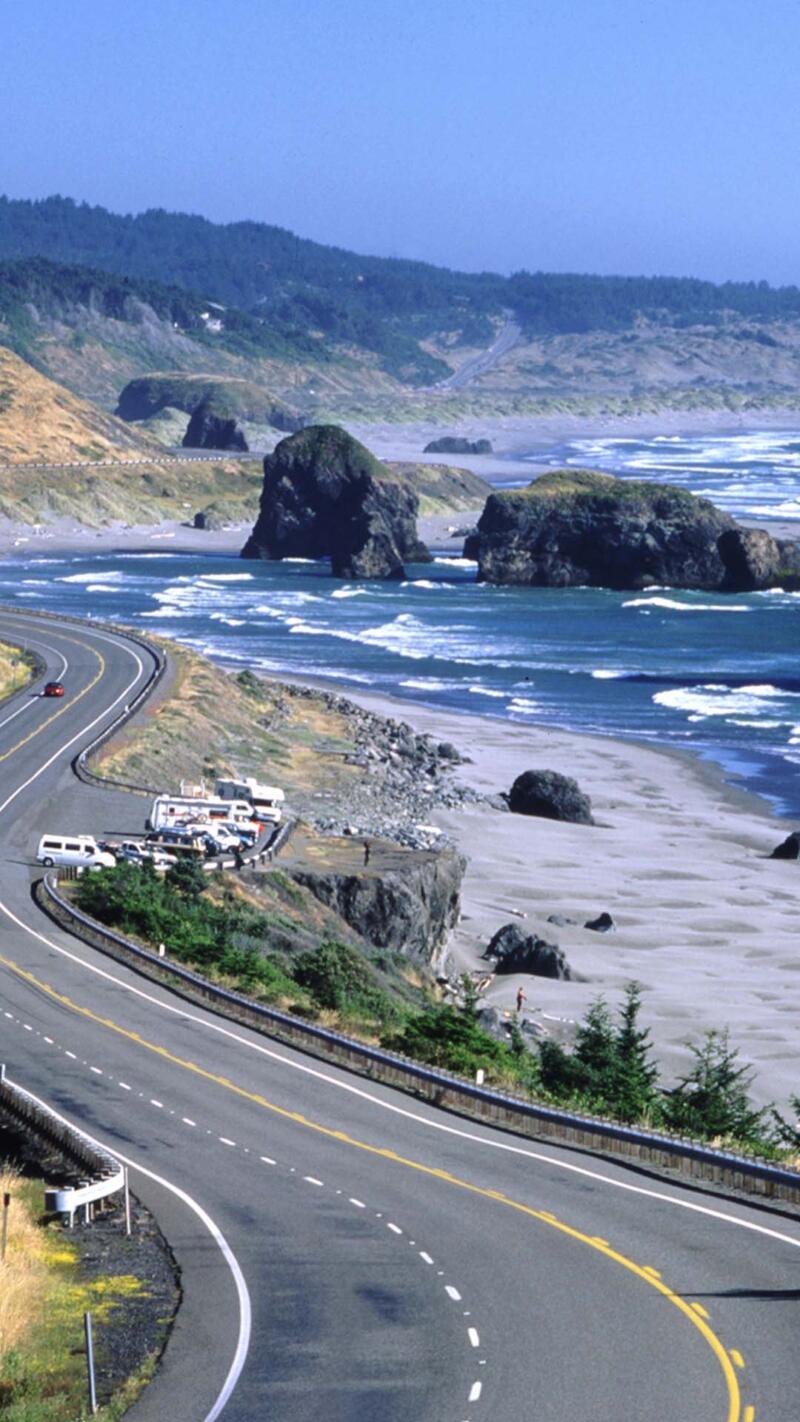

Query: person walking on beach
left=516, top=986, right=526, bottom=1015
left=363, top=839, right=371, bottom=866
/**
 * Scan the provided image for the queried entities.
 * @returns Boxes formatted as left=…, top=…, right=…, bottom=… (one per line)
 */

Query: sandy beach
left=330, top=681, right=799, bottom=1112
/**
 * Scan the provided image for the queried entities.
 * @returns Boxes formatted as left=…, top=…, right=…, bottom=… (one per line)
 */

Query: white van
left=36, top=835, right=116, bottom=869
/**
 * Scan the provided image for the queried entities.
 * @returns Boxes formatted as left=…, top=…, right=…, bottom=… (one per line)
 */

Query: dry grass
left=0, top=1169, right=151, bottom=1420
left=0, top=641, right=31, bottom=701
left=95, top=642, right=359, bottom=809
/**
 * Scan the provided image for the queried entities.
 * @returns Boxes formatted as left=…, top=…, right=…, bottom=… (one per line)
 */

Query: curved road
left=0, top=609, right=797, bottom=1422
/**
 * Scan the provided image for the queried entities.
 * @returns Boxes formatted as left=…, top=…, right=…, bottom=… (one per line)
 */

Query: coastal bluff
left=465, top=469, right=800, bottom=592
left=242, top=425, right=430, bottom=578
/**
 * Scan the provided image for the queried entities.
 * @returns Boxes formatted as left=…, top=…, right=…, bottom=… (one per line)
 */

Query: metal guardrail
left=39, top=874, right=800, bottom=1206
left=0, top=1067, right=125, bottom=1226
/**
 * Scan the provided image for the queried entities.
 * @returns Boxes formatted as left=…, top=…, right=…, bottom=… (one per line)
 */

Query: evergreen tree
left=611, top=982, right=661, bottom=1122
left=664, top=1030, right=771, bottom=1147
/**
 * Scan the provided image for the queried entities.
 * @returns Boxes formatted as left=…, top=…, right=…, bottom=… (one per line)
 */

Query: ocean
left=3, top=430, right=799, bottom=818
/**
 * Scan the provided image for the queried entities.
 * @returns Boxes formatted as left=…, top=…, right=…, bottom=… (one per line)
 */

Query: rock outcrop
left=183, top=397, right=248, bottom=452
left=116, top=374, right=304, bottom=431
left=424, top=436, right=493, bottom=455
left=465, top=469, right=800, bottom=592
left=508, top=769, right=594, bottom=824
left=770, top=831, right=800, bottom=860
left=241, top=425, right=430, bottom=578
left=289, top=846, right=465, bottom=961
left=484, top=923, right=571, bottom=979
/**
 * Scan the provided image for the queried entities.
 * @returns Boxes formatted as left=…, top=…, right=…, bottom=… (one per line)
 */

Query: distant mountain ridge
left=5, top=195, right=800, bottom=345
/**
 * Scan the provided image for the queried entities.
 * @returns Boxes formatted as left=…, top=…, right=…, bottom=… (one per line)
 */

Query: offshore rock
left=465, top=469, right=799, bottom=592
left=423, top=436, right=493, bottom=455
left=289, top=846, right=465, bottom=961
left=182, top=396, right=248, bottom=451
left=241, top=425, right=430, bottom=578
left=508, top=769, right=594, bottom=825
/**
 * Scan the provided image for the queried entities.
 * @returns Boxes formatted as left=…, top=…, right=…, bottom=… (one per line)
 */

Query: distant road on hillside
left=432, top=313, right=522, bottom=391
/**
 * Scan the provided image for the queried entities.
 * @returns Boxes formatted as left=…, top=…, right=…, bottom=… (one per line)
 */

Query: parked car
left=145, top=828, right=210, bottom=860
left=43, top=681, right=65, bottom=697
left=36, top=834, right=115, bottom=869
left=115, top=840, right=177, bottom=869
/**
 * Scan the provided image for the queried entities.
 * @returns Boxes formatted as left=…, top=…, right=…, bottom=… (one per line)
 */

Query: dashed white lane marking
left=11, top=1016, right=488, bottom=1412
left=3, top=1011, right=11, bottom=1018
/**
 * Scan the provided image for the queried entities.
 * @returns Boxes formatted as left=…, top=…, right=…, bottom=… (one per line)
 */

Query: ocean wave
left=209, top=612, right=246, bottom=626
left=400, top=580, right=454, bottom=590
left=330, top=587, right=371, bottom=599
left=624, top=596, right=751, bottom=612
left=400, top=677, right=455, bottom=691
left=433, top=556, right=476, bottom=567
left=202, top=573, right=255, bottom=582
left=85, top=584, right=119, bottom=593
left=653, top=683, right=799, bottom=721
left=59, top=570, right=123, bottom=584
left=468, top=685, right=506, bottom=698
left=591, top=669, right=627, bottom=679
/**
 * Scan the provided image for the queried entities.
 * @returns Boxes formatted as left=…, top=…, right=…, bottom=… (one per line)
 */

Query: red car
left=43, top=681, right=65, bottom=697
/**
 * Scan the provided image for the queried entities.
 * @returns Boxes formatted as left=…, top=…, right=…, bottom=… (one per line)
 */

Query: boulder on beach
left=241, top=425, right=430, bottom=578
left=770, top=831, right=800, bottom=860
left=485, top=923, right=571, bottom=979
left=508, top=769, right=594, bottom=824
left=584, top=912, right=615, bottom=933
left=464, top=469, right=800, bottom=592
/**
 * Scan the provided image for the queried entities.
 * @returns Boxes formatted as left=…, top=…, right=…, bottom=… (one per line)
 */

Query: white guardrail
left=0, top=1067, right=125, bottom=1226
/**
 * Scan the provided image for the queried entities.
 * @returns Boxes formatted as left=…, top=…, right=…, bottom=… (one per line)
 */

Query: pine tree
left=611, top=982, right=661, bottom=1123
left=664, top=1030, right=771, bottom=1147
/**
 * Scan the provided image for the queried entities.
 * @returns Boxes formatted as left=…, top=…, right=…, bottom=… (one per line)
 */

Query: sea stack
left=241, top=425, right=430, bottom=578
left=465, top=469, right=800, bottom=592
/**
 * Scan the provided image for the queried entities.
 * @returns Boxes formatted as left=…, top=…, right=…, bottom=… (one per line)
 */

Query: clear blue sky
left=5, top=0, right=800, bottom=282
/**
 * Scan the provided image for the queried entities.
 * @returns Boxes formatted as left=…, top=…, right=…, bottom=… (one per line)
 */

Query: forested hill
left=6, top=195, right=800, bottom=344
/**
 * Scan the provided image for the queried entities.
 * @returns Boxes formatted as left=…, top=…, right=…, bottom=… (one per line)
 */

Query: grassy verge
left=0, top=641, right=33, bottom=702
left=0, top=1169, right=155, bottom=1421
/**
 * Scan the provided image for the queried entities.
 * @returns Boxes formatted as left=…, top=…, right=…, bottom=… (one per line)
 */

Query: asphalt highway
left=0, top=609, right=798, bottom=1422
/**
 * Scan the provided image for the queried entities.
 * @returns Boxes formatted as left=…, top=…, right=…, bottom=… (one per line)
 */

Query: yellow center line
left=0, top=951, right=744, bottom=1422
left=0, top=637, right=105, bottom=763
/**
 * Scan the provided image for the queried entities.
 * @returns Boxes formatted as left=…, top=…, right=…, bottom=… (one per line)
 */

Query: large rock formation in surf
left=464, top=470, right=800, bottom=592
left=241, top=425, right=430, bottom=578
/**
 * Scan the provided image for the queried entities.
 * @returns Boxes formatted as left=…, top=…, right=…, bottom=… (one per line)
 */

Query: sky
left=4, top=0, right=800, bottom=284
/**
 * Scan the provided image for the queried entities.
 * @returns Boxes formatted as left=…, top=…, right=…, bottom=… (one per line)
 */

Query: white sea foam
left=623, top=596, right=751, bottom=612
left=330, top=587, right=370, bottom=599
left=433, top=556, right=476, bottom=567
left=653, top=683, right=799, bottom=722
left=209, top=613, right=246, bottom=626
left=85, top=584, right=119, bottom=593
left=591, top=669, right=627, bottom=679
left=468, top=685, right=506, bottom=698
left=59, top=570, right=123, bottom=584
left=283, top=557, right=318, bottom=564
left=202, top=573, right=254, bottom=582
left=400, top=678, right=453, bottom=691
left=508, top=697, right=540, bottom=714
left=400, top=580, right=452, bottom=590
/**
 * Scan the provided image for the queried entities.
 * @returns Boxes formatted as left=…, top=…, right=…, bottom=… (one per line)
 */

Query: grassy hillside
left=0, top=640, right=32, bottom=699
left=0, top=346, right=166, bottom=464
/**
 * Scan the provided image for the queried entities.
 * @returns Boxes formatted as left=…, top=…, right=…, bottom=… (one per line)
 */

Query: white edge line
left=7, top=1076, right=251, bottom=1422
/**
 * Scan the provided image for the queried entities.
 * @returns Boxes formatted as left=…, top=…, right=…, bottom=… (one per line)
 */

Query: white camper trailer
left=214, top=777, right=285, bottom=824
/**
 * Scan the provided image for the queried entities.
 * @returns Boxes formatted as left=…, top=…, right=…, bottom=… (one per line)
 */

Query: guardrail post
left=124, top=1168, right=131, bottom=1237
left=84, top=1311, right=98, bottom=1414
